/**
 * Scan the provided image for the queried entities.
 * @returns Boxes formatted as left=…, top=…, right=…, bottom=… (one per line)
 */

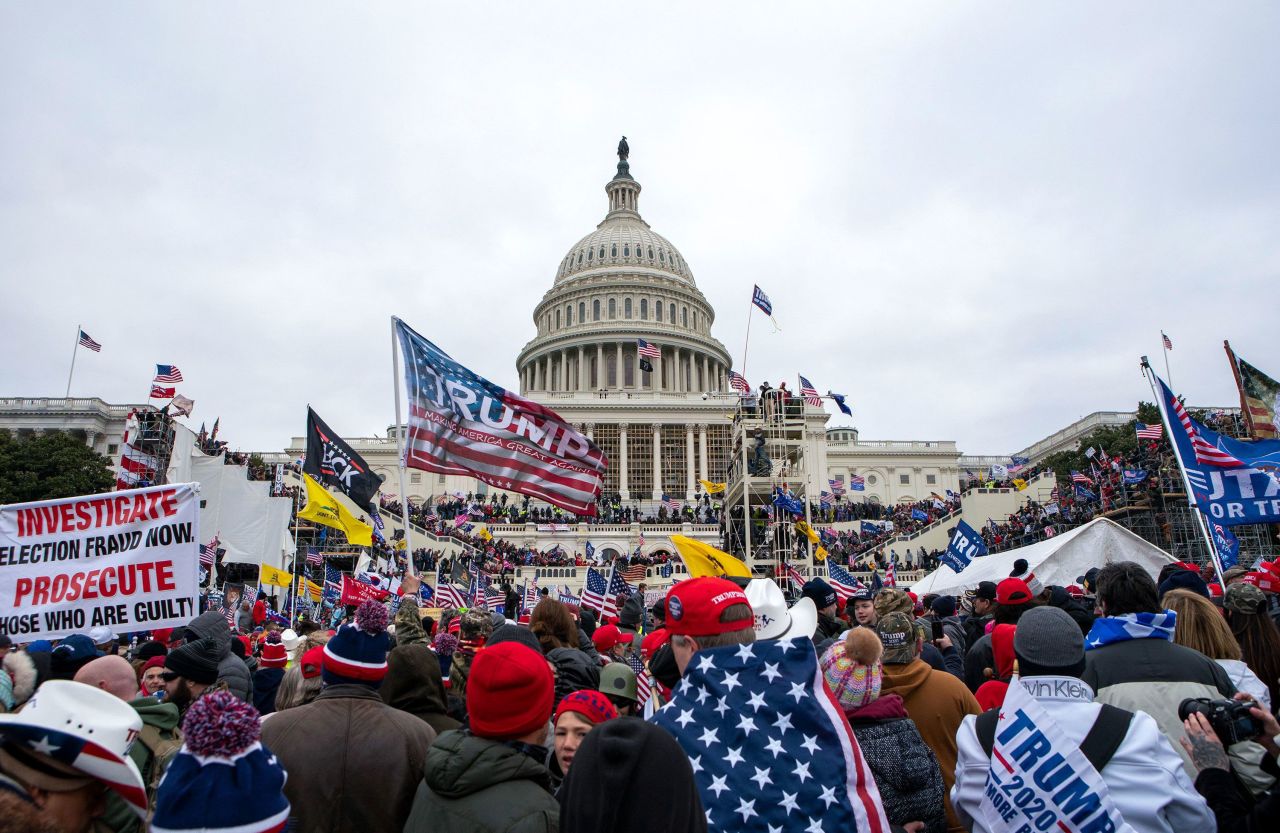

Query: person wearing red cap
left=590, top=624, right=629, bottom=663
left=550, top=690, right=618, bottom=789
left=404, top=642, right=560, bottom=833
left=664, top=577, right=755, bottom=675
left=962, top=577, right=1038, bottom=692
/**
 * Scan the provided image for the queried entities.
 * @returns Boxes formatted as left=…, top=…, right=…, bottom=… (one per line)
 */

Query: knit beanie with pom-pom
left=151, top=690, right=290, bottom=833
left=322, top=600, right=391, bottom=687
left=258, top=631, right=287, bottom=669
left=820, top=627, right=884, bottom=712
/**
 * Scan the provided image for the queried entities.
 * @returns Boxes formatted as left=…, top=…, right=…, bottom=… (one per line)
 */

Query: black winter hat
left=802, top=578, right=837, bottom=610
left=1158, top=569, right=1210, bottom=600
left=164, top=637, right=221, bottom=685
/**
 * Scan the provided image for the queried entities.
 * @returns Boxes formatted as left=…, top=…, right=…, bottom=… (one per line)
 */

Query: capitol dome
left=516, top=141, right=732, bottom=397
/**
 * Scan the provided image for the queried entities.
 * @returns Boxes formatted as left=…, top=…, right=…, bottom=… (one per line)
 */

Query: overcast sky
left=3, top=3, right=1276, bottom=457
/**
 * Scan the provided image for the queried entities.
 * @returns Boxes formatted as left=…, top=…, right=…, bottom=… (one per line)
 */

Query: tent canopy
left=911, top=518, right=1177, bottom=597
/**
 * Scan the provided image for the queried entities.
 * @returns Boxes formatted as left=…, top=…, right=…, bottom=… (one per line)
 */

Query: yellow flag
left=299, top=473, right=373, bottom=546
left=294, top=575, right=323, bottom=602
left=259, top=563, right=293, bottom=588
left=670, top=535, right=752, bottom=578
left=698, top=479, right=727, bottom=495
left=814, top=546, right=829, bottom=562
left=1013, top=478, right=1028, bottom=491
left=477, top=526, right=493, bottom=542
left=794, top=520, right=821, bottom=544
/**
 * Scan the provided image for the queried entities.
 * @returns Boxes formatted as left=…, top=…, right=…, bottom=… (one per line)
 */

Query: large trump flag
left=394, top=317, right=608, bottom=515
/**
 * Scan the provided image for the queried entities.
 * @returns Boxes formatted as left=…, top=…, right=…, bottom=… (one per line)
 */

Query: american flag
left=626, top=651, right=652, bottom=707
left=154, top=364, right=183, bottom=383
left=324, top=562, right=344, bottom=586
left=828, top=476, right=845, bottom=495
left=1070, top=470, right=1094, bottom=485
left=826, top=562, right=866, bottom=600
left=651, top=638, right=889, bottom=833
left=77, top=329, right=102, bottom=352
left=636, top=338, right=661, bottom=359
left=395, top=318, right=606, bottom=516
left=1162, top=332, right=1173, bottom=351
left=849, top=474, right=865, bottom=491
left=306, top=546, right=322, bottom=567
left=662, top=493, right=683, bottom=512
left=819, top=491, right=833, bottom=509
left=523, top=575, right=539, bottom=612
left=798, top=375, right=823, bottom=407
left=1050, top=486, right=1060, bottom=501
left=620, top=563, right=648, bottom=584
left=728, top=370, right=750, bottom=394
left=199, top=537, right=219, bottom=568
left=884, top=556, right=896, bottom=588
left=782, top=561, right=808, bottom=595
left=581, top=567, right=612, bottom=617
left=1168, top=392, right=1246, bottom=468
left=485, top=587, right=506, bottom=610
left=435, top=582, right=468, bottom=610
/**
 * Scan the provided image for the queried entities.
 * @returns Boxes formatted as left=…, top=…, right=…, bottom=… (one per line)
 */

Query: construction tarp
left=911, top=518, right=1177, bottom=597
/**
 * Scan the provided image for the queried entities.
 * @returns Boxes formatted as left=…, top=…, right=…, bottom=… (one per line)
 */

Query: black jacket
left=546, top=647, right=600, bottom=706
left=1046, top=586, right=1095, bottom=635
left=1194, top=752, right=1280, bottom=833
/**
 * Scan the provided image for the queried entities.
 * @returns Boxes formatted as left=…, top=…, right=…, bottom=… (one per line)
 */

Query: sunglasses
left=160, top=671, right=180, bottom=682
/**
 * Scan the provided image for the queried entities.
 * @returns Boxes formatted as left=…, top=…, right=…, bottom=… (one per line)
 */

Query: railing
left=514, top=563, right=927, bottom=586
left=0, top=397, right=138, bottom=416
left=827, top=439, right=958, bottom=451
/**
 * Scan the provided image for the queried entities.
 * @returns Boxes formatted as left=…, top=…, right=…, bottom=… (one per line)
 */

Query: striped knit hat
left=322, top=600, right=390, bottom=687
left=820, top=628, right=884, bottom=711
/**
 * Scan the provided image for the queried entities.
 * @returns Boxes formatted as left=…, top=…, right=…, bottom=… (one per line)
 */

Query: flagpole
left=740, top=295, right=754, bottom=383
left=65, top=326, right=81, bottom=398
left=1161, top=332, right=1174, bottom=391
left=390, top=317, right=417, bottom=578
left=1141, top=358, right=1223, bottom=585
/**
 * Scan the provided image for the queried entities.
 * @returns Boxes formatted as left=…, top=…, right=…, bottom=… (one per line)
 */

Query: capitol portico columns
left=619, top=423, right=629, bottom=500
left=616, top=343, right=623, bottom=389
left=698, top=424, right=708, bottom=483
left=652, top=425, right=662, bottom=500
left=685, top=424, right=695, bottom=499
left=596, top=344, right=603, bottom=390
left=578, top=346, right=586, bottom=390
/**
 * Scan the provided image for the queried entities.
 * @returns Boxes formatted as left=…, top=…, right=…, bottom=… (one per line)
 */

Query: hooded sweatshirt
left=881, top=658, right=981, bottom=832
left=381, top=643, right=461, bottom=737
left=973, top=624, right=1016, bottom=711
left=182, top=610, right=251, bottom=701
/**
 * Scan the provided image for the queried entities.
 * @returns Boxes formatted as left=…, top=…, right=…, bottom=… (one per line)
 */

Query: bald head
left=74, top=655, right=139, bottom=701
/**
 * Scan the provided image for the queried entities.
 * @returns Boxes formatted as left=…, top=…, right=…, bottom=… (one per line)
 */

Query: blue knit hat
left=151, top=691, right=290, bottom=833
left=322, top=600, right=391, bottom=687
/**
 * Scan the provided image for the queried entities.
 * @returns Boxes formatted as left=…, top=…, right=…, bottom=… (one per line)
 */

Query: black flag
left=639, top=357, right=653, bottom=373
left=304, top=407, right=383, bottom=512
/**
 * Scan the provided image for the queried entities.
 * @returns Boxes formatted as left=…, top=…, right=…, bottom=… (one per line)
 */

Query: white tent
left=911, top=518, right=1177, bottom=597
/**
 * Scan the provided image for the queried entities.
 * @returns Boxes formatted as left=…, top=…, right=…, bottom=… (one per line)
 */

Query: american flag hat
left=0, top=680, right=149, bottom=819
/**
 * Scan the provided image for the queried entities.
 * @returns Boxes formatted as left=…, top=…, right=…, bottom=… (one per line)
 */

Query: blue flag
left=829, top=392, right=853, bottom=416
left=751, top=284, right=772, bottom=315
left=1153, top=373, right=1280, bottom=526
left=942, top=519, right=988, bottom=574
left=650, top=639, right=888, bottom=832
left=911, top=508, right=928, bottom=522
left=860, top=521, right=881, bottom=536
left=1010, top=455, right=1031, bottom=467
left=1122, top=469, right=1148, bottom=484
left=585, top=541, right=595, bottom=560
left=773, top=489, right=805, bottom=516
left=1211, top=522, right=1240, bottom=570
left=1074, top=483, right=1097, bottom=502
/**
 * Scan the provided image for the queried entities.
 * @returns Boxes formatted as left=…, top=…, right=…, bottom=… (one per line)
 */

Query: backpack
left=975, top=703, right=1133, bottom=772
left=137, top=722, right=184, bottom=813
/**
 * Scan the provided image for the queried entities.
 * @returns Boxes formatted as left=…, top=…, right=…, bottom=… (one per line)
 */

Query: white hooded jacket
left=951, top=676, right=1213, bottom=833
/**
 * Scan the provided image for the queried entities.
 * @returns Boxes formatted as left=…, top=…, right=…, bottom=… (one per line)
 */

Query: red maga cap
left=1241, top=571, right=1280, bottom=593
left=996, top=577, right=1034, bottom=606
left=664, top=577, right=752, bottom=637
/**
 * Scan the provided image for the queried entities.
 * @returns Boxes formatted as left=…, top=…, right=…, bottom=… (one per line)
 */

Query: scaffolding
left=722, top=390, right=818, bottom=574
left=115, top=406, right=178, bottom=490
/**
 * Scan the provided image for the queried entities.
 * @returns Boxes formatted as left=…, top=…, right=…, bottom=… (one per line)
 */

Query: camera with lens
left=1178, top=697, right=1262, bottom=746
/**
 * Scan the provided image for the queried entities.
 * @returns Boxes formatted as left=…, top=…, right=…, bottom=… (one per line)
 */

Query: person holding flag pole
left=1141, top=356, right=1224, bottom=586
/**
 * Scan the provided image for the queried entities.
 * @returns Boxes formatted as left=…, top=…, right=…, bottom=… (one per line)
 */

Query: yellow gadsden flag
left=259, top=563, right=293, bottom=588
left=698, top=479, right=727, bottom=495
left=670, top=535, right=752, bottom=578
left=299, top=473, right=373, bottom=547
left=1013, top=478, right=1028, bottom=491
left=794, top=520, right=821, bottom=544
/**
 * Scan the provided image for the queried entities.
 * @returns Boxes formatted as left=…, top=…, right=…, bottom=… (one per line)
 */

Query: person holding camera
left=1181, top=693, right=1280, bottom=832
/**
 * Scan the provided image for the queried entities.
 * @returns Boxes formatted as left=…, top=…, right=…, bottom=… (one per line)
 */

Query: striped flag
left=829, top=476, right=845, bottom=495
left=620, top=564, right=648, bottom=584
left=199, top=538, right=219, bottom=568
left=728, top=370, right=750, bottom=394
left=636, top=338, right=661, bottom=359
left=798, top=375, right=823, bottom=407
left=1170, top=393, right=1246, bottom=468
left=626, top=651, right=652, bottom=707
left=435, top=582, right=468, bottom=610
left=1136, top=422, right=1164, bottom=440
left=78, top=329, right=102, bottom=352
left=826, top=562, right=866, bottom=600
left=1162, top=332, right=1173, bottom=351
left=306, top=546, right=322, bottom=567
left=884, top=556, right=897, bottom=588
left=819, top=491, right=833, bottom=509
left=154, top=364, right=184, bottom=383
left=849, top=474, right=866, bottom=491
left=1070, top=471, right=1094, bottom=485
left=661, top=493, right=683, bottom=512
left=523, top=575, right=539, bottom=612
left=783, top=561, right=808, bottom=595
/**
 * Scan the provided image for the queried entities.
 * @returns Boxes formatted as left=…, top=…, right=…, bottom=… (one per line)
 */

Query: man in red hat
left=664, top=577, right=756, bottom=675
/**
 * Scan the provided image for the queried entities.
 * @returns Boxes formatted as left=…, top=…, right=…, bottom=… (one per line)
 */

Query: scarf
left=1084, top=611, right=1177, bottom=650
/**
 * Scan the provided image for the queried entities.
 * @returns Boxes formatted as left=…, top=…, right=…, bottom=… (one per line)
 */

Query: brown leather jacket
left=260, top=684, right=436, bottom=833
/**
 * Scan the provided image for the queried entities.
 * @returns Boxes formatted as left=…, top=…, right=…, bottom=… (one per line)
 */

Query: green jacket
left=395, top=595, right=429, bottom=646
left=403, top=730, right=559, bottom=833
left=100, top=696, right=182, bottom=832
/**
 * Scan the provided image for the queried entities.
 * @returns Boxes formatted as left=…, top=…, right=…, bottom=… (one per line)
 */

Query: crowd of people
left=5, top=549, right=1280, bottom=833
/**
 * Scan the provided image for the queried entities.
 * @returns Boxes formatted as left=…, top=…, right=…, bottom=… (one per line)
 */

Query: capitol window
left=624, top=245, right=630, bottom=257
left=927, top=474, right=937, bottom=485
left=555, top=309, right=561, bottom=328
left=656, top=300, right=663, bottom=321
left=669, top=302, right=676, bottom=322
left=608, top=298, right=617, bottom=319
left=648, top=247, right=654, bottom=259
left=565, top=305, right=572, bottom=325
left=624, top=298, right=632, bottom=318
left=659, top=250, right=665, bottom=262
left=611, top=244, right=617, bottom=257
left=599, top=246, right=605, bottom=258
left=579, top=302, right=585, bottom=322
left=868, top=474, right=878, bottom=485
left=640, top=298, right=648, bottom=319
left=587, top=249, right=593, bottom=261
left=899, top=474, right=910, bottom=485
left=593, top=299, right=600, bottom=321
left=682, top=307, right=688, bottom=327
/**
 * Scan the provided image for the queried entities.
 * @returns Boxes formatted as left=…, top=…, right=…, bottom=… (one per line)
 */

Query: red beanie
left=467, top=642, right=554, bottom=741
left=300, top=645, right=325, bottom=679
left=555, top=689, right=618, bottom=726
left=138, top=655, right=167, bottom=681
left=260, top=641, right=288, bottom=669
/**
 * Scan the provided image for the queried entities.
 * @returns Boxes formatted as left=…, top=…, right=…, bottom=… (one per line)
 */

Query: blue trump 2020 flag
left=1152, top=372, right=1280, bottom=526
left=942, top=519, right=988, bottom=573
left=751, top=284, right=772, bottom=316
left=773, top=488, right=805, bottom=516
left=911, top=507, right=928, bottom=522
left=860, top=520, right=881, bottom=536
left=651, top=638, right=889, bottom=833
left=1212, top=522, right=1240, bottom=570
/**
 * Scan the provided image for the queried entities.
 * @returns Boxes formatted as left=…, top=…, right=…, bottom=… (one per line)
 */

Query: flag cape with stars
left=394, top=316, right=607, bottom=515
left=650, top=638, right=888, bottom=833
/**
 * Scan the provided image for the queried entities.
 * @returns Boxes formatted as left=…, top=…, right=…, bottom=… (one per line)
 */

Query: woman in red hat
left=550, top=689, right=617, bottom=791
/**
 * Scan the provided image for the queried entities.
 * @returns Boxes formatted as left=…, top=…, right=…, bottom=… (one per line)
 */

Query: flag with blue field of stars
left=650, top=637, right=888, bottom=833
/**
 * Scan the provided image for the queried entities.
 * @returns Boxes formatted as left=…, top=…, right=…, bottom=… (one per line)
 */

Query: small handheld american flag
left=306, top=546, right=322, bottom=566
left=1135, top=422, right=1164, bottom=440
left=798, top=375, right=823, bottom=407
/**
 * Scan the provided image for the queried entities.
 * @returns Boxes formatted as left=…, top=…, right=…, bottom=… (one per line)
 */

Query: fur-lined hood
left=0, top=651, right=38, bottom=711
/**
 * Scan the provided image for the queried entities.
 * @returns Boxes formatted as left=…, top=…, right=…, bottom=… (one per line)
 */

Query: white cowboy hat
left=745, top=578, right=819, bottom=641
left=0, top=680, right=147, bottom=818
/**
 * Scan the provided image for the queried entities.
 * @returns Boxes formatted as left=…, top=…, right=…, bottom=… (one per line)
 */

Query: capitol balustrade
left=512, top=561, right=925, bottom=588
left=0, top=397, right=137, bottom=416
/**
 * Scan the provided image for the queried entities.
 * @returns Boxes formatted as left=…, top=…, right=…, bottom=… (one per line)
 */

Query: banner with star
left=650, top=637, right=889, bottom=832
